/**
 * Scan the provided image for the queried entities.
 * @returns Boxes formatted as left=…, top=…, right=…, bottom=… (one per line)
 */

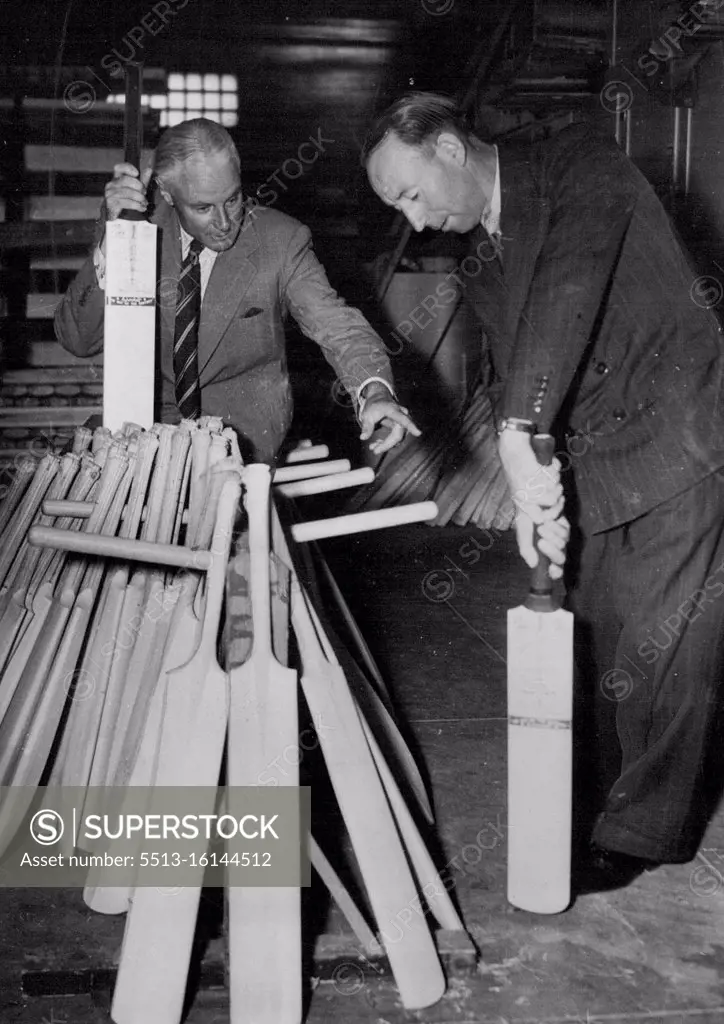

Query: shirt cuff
left=356, top=377, right=396, bottom=418
left=93, top=244, right=106, bottom=289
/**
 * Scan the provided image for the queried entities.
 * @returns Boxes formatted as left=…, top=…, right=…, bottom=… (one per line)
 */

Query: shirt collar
left=180, top=224, right=202, bottom=257
left=480, top=145, right=501, bottom=238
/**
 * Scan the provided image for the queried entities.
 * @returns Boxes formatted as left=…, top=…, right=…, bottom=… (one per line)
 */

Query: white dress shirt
left=481, top=145, right=501, bottom=241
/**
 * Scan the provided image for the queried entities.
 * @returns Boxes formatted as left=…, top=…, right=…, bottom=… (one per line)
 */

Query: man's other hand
left=514, top=509, right=570, bottom=580
left=498, top=429, right=567, bottom=579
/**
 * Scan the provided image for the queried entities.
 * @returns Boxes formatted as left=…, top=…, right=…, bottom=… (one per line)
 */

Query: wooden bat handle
left=276, top=467, right=374, bottom=498
left=43, top=499, right=91, bottom=518
left=284, top=444, right=329, bottom=464
left=121, top=61, right=145, bottom=222
left=273, top=458, right=351, bottom=483
left=528, top=433, right=557, bottom=611
left=243, top=463, right=274, bottom=653
left=28, top=525, right=212, bottom=572
left=290, top=501, right=437, bottom=542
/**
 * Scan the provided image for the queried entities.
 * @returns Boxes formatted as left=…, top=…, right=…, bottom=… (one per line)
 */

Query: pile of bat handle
left=30, top=446, right=437, bottom=565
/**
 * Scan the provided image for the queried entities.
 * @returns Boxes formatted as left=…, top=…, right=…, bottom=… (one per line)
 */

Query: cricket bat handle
left=28, top=525, right=212, bottom=572
left=291, top=501, right=437, bottom=542
left=529, top=434, right=557, bottom=609
left=121, top=60, right=146, bottom=222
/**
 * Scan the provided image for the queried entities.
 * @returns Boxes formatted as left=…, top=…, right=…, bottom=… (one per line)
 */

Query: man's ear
left=158, top=182, right=174, bottom=207
left=434, top=131, right=467, bottom=167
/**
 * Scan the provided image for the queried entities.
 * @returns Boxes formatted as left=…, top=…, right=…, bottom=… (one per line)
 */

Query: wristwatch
left=497, top=417, right=536, bottom=435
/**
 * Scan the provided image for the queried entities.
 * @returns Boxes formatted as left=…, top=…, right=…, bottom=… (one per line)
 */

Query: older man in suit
left=55, top=117, right=419, bottom=462
left=363, top=92, right=724, bottom=895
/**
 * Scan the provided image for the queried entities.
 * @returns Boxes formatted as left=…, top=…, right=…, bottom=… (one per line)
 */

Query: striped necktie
left=173, top=238, right=204, bottom=419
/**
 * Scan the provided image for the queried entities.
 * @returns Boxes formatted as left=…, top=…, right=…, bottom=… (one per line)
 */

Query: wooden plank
left=24, top=196, right=101, bottom=221
left=24, top=145, right=154, bottom=173
left=0, top=220, right=95, bottom=249
left=0, top=293, right=62, bottom=319
left=0, top=339, right=103, bottom=369
left=2, top=366, right=100, bottom=385
left=29, top=255, right=85, bottom=271
left=0, top=406, right=100, bottom=428
left=16, top=172, right=113, bottom=196
left=27, top=293, right=60, bottom=318
left=1, top=112, right=161, bottom=150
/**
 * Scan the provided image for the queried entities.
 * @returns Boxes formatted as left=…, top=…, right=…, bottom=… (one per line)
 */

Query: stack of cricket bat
left=351, top=379, right=516, bottom=532
left=0, top=416, right=238, bottom=832
left=0, top=428, right=474, bottom=1022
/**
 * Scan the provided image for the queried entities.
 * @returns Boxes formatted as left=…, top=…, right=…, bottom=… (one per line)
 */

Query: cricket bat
left=111, top=475, right=240, bottom=1024
left=297, top=582, right=462, bottom=934
left=288, top=555, right=446, bottom=1010
left=506, top=434, right=573, bottom=914
left=103, top=61, right=156, bottom=432
left=227, top=464, right=302, bottom=1024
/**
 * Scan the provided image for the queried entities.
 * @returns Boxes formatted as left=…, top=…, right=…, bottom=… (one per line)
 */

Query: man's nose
left=398, top=199, right=426, bottom=233
left=406, top=211, right=426, bottom=233
left=215, top=207, right=231, bottom=231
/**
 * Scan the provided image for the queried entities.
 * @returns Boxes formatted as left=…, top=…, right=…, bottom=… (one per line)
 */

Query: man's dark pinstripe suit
left=469, top=122, right=724, bottom=862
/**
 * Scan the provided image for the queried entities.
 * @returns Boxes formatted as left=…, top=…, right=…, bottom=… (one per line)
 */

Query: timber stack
left=352, top=377, right=516, bottom=532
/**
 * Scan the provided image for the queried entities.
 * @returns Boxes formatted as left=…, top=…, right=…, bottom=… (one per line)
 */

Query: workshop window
left=106, top=72, right=239, bottom=128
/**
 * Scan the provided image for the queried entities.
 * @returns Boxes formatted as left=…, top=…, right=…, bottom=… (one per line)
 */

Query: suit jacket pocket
left=201, top=308, right=282, bottom=386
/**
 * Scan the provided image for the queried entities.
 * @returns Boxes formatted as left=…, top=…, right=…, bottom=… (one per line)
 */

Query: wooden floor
left=2, top=522, right=724, bottom=1022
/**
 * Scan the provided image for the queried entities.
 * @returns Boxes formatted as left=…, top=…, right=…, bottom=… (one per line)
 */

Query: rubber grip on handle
left=527, top=434, right=557, bottom=610
left=120, top=61, right=146, bottom=223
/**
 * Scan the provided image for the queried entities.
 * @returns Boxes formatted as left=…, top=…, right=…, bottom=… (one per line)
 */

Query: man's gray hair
left=153, top=117, right=240, bottom=185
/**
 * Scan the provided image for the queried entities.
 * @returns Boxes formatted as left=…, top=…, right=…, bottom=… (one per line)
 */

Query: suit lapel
left=198, top=209, right=260, bottom=385
left=497, top=141, right=551, bottom=331
left=465, top=142, right=551, bottom=379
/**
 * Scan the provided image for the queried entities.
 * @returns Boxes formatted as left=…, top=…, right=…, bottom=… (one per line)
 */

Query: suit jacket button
left=594, top=361, right=608, bottom=374
left=612, top=407, right=626, bottom=420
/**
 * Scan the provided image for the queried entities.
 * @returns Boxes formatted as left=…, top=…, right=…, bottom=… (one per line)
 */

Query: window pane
left=221, top=112, right=238, bottom=126
left=150, top=95, right=167, bottom=109
left=169, top=91, right=185, bottom=109
left=186, top=73, right=202, bottom=90
left=203, top=74, right=220, bottom=90
left=221, top=74, right=237, bottom=91
left=168, top=73, right=184, bottom=91
left=168, top=110, right=186, bottom=126
left=221, top=94, right=238, bottom=110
